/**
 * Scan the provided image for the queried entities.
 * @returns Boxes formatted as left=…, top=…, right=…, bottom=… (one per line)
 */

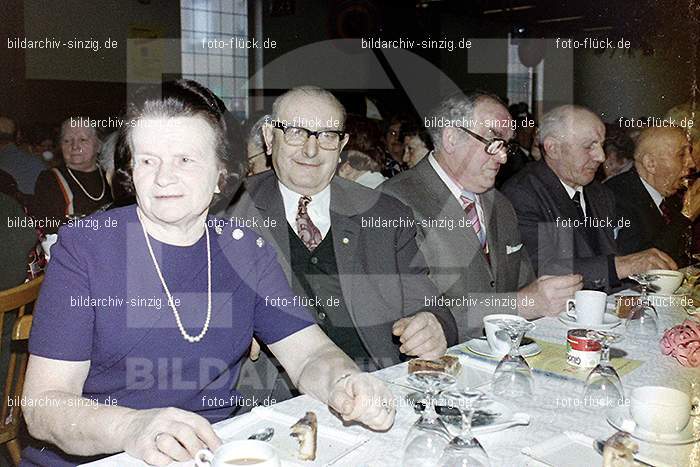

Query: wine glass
left=437, top=389, right=491, bottom=467
left=491, top=319, right=536, bottom=399
left=626, top=274, right=659, bottom=337
left=582, top=330, right=624, bottom=409
left=402, top=371, right=457, bottom=467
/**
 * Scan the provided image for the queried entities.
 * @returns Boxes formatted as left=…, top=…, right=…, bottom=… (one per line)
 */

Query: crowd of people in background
left=1, top=91, right=698, bottom=291
left=2, top=80, right=699, bottom=465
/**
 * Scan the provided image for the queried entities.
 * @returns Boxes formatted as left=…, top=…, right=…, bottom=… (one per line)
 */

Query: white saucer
left=557, top=312, right=622, bottom=330
left=606, top=405, right=700, bottom=445
left=465, top=339, right=541, bottom=358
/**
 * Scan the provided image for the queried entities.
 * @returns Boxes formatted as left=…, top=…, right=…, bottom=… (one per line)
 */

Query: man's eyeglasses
left=457, top=126, right=516, bottom=156
left=272, top=121, right=346, bottom=150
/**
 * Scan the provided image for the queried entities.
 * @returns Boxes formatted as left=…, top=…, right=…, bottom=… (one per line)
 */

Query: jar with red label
left=566, top=329, right=602, bottom=368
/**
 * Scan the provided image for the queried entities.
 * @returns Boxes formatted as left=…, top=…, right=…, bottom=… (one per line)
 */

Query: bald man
left=0, top=116, right=46, bottom=194
left=502, top=105, right=677, bottom=290
left=606, top=126, right=694, bottom=266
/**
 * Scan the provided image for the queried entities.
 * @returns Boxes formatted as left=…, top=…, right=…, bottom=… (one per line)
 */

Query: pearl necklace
left=139, top=215, right=212, bottom=343
left=66, top=166, right=106, bottom=201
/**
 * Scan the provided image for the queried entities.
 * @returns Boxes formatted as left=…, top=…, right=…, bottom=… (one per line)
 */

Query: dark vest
left=287, top=224, right=376, bottom=370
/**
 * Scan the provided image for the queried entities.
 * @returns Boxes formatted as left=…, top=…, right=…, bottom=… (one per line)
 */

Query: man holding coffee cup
left=502, top=105, right=677, bottom=291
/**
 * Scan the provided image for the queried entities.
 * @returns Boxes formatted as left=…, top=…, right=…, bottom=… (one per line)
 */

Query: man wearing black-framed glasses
left=383, top=91, right=583, bottom=340
left=226, top=86, right=457, bottom=406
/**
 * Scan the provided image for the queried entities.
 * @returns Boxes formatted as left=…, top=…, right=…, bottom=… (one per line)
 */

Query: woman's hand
left=249, top=337, right=261, bottom=361
left=122, top=407, right=222, bottom=466
left=328, top=373, right=395, bottom=431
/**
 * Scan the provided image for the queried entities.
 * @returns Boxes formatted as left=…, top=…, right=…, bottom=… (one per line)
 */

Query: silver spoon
left=248, top=427, right=274, bottom=441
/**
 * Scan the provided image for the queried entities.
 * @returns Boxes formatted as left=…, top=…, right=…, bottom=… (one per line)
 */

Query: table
left=85, top=293, right=699, bottom=466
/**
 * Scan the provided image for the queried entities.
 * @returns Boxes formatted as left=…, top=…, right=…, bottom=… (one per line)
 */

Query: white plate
left=606, top=405, right=700, bottom=445
left=557, top=312, right=622, bottom=330
left=390, top=356, right=493, bottom=390
left=215, top=406, right=369, bottom=466
left=464, top=338, right=541, bottom=358
left=521, top=431, right=600, bottom=467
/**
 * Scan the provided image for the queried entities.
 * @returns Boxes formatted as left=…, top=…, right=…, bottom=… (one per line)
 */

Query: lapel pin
left=256, top=237, right=265, bottom=248
left=341, top=237, right=349, bottom=244
left=232, top=228, right=244, bottom=240
left=214, top=224, right=223, bottom=235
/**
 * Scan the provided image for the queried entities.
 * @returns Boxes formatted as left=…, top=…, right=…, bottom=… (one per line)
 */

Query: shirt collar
left=558, top=179, right=584, bottom=199
left=428, top=152, right=465, bottom=203
left=277, top=180, right=331, bottom=234
left=639, top=175, right=664, bottom=209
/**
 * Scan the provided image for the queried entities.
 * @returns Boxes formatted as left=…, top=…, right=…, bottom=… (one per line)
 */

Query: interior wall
left=574, top=44, right=693, bottom=122
left=0, top=0, right=181, bottom=129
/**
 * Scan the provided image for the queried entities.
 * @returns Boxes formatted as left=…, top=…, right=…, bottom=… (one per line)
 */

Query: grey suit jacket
left=382, top=157, right=534, bottom=340
left=502, top=159, right=618, bottom=288
left=225, top=170, right=458, bottom=367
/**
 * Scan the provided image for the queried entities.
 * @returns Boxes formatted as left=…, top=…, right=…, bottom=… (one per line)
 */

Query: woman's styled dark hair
left=113, top=79, right=236, bottom=206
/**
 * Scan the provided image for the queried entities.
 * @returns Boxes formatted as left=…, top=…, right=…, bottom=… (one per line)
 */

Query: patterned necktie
left=295, top=195, right=322, bottom=251
left=460, top=191, right=489, bottom=261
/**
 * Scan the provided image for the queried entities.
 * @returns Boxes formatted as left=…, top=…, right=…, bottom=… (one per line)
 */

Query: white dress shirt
left=559, top=180, right=587, bottom=216
left=428, top=152, right=487, bottom=235
left=278, top=181, right=331, bottom=238
left=639, top=176, right=664, bottom=215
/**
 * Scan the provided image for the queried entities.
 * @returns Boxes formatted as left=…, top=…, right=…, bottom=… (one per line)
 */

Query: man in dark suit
left=605, top=126, right=693, bottom=266
left=502, top=105, right=677, bottom=290
left=227, top=86, right=457, bottom=376
left=383, top=91, right=582, bottom=339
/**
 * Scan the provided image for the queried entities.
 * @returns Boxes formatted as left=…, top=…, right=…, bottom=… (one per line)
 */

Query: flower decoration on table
left=660, top=319, right=700, bottom=367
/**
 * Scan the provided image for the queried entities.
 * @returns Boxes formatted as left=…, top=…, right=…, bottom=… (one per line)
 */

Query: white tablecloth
left=84, top=293, right=700, bottom=467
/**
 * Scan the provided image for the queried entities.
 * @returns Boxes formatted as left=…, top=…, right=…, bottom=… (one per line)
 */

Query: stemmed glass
left=626, top=274, right=659, bottom=337
left=491, top=319, right=536, bottom=399
left=437, top=389, right=491, bottom=467
left=582, top=330, right=624, bottom=409
left=402, top=371, right=457, bottom=467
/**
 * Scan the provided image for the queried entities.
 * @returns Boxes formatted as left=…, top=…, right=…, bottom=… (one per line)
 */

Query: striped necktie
left=460, top=191, right=489, bottom=260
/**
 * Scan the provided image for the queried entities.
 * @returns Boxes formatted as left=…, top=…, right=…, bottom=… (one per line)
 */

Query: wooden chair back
left=0, top=276, right=43, bottom=465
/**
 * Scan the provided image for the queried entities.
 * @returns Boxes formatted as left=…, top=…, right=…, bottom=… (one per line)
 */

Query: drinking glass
left=437, top=389, right=491, bottom=467
left=491, top=319, right=536, bottom=399
left=626, top=274, right=659, bottom=337
left=582, top=330, right=624, bottom=409
left=402, top=371, right=457, bottom=467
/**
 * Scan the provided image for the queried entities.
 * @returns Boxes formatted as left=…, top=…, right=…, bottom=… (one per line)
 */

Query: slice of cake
left=408, top=355, right=461, bottom=376
left=602, top=431, right=639, bottom=467
left=290, top=411, right=317, bottom=461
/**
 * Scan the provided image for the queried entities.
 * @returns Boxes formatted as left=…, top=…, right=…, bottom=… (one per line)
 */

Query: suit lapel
left=249, top=174, right=293, bottom=282
left=480, top=189, right=499, bottom=277
left=536, top=161, right=581, bottom=222
left=417, top=159, right=494, bottom=279
left=584, top=185, right=616, bottom=251
left=329, top=179, right=362, bottom=319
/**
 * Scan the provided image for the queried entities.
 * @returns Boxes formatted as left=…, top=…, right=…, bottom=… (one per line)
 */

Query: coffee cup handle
left=195, top=449, right=214, bottom=467
left=566, top=299, right=577, bottom=318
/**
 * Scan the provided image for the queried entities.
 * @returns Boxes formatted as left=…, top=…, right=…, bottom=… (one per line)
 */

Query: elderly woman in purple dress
left=21, top=80, right=395, bottom=467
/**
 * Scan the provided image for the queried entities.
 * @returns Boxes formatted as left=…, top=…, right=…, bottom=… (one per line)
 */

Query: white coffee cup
left=483, top=314, right=527, bottom=357
left=195, top=440, right=281, bottom=467
left=630, top=386, right=692, bottom=434
left=647, top=269, right=684, bottom=295
left=566, top=290, right=607, bottom=326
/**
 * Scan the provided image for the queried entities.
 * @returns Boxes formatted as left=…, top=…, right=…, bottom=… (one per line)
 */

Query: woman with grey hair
left=21, top=80, right=395, bottom=467
left=31, top=116, right=112, bottom=233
